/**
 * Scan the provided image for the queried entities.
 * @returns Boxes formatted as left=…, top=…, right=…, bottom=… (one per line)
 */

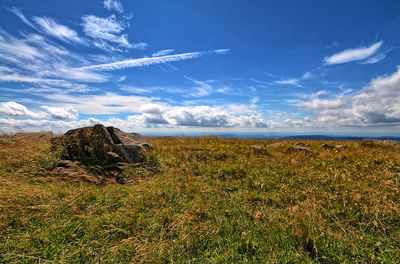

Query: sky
left=0, top=0, right=400, bottom=136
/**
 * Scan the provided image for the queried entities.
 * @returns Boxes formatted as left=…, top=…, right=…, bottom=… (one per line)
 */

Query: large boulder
left=53, top=124, right=153, bottom=164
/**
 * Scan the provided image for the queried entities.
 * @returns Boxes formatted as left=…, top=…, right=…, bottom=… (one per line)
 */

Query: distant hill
left=279, top=135, right=400, bottom=141
left=212, top=133, right=400, bottom=141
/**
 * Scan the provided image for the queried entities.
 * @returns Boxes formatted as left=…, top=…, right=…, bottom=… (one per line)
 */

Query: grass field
left=0, top=134, right=399, bottom=263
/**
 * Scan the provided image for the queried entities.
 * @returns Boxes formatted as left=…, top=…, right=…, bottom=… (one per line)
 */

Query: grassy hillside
left=0, top=135, right=399, bottom=263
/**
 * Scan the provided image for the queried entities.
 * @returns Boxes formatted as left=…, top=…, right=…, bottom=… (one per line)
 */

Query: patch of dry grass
left=0, top=135, right=399, bottom=263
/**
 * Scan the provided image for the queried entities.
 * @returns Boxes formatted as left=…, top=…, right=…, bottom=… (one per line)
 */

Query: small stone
left=288, top=145, right=313, bottom=155
left=193, top=148, right=210, bottom=151
left=335, top=145, right=348, bottom=150
left=322, top=143, right=335, bottom=149
left=249, top=145, right=264, bottom=151
left=268, top=142, right=284, bottom=148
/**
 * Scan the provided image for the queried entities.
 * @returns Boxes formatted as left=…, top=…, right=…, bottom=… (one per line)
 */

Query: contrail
left=80, top=49, right=230, bottom=71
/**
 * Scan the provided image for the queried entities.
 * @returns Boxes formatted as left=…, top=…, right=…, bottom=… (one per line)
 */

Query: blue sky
left=0, top=0, right=400, bottom=135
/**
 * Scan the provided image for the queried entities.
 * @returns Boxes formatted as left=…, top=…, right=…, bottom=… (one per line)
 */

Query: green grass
left=0, top=136, right=399, bottom=263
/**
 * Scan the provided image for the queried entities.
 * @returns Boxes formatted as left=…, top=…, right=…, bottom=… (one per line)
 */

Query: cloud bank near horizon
left=2, top=64, right=400, bottom=133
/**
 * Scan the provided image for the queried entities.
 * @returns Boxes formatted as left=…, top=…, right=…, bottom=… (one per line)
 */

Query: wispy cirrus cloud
left=80, top=49, right=230, bottom=71
left=152, top=49, right=175, bottom=57
left=0, top=28, right=42, bottom=63
left=302, top=71, right=313, bottom=80
left=0, top=73, right=93, bottom=92
left=6, top=7, right=36, bottom=28
left=324, top=41, right=384, bottom=65
left=256, top=70, right=313, bottom=88
left=273, top=71, right=314, bottom=87
left=0, top=27, right=107, bottom=93
left=33, top=16, right=85, bottom=44
left=103, top=0, right=124, bottom=13
left=81, top=14, right=146, bottom=51
left=184, top=76, right=213, bottom=97
left=274, top=78, right=302, bottom=87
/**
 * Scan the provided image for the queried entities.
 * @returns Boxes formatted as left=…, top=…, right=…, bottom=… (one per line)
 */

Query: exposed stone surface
left=52, top=124, right=153, bottom=164
left=334, top=145, right=348, bottom=150
left=249, top=145, right=264, bottom=151
left=322, top=143, right=335, bottom=149
left=268, top=142, right=284, bottom=148
left=296, top=142, right=306, bottom=147
left=288, top=145, right=313, bottom=155
left=193, top=148, right=211, bottom=151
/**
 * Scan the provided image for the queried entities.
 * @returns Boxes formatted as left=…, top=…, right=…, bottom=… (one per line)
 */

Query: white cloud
left=266, top=71, right=313, bottom=88
left=0, top=28, right=42, bottom=63
left=216, top=86, right=232, bottom=94
left=152, top=49, right=175, bottom=57
left=111, top=105, right=272, bottom=128
left=302, top=97, right=347, bottom=111
left=302, top=71, right=313, bottom=80
left=117, top=76, right=126, bottom=82
left=120, top=85, right=155, bottom=94
left=34, top=91, right=276, bottom=128
left=324, top=41, right=383, bottom=65
left=0, top=117, right=101, bottom=133
left=40, top=105, right=79, bottom=120
left=300, top=66, right=400, bottom=126
left=44, top=92, right=156, bottom=115
left=0, top=65, right=13, bottom=74
left=0, top=102, right=41, bottom=118
left=361, top=47, right=391, bottom=64
left=164, top=106, right=230, bottom=127
left=33, top=16, right=84, bottom=44
left=80, top=49, right=230, bottom=71
left=103, top=0, right=124, bottom=13
left=7, top=7, right=36, bottom=28
left=81, top=14, right=145, bottom=51
left=274, top=78, right=302, bottom=87
left=184, top=76, right=213, bottom=97
left=0, top=99, right=322, bottom=133
left=0, top=74, right=94, bottom=91
left=0, top=102, right=78, bottom=120
left=0, top=27, right=109, bottom=93
left=214, top=49, right=230, bottom=55
left=38, top=66, right=108, bottom=83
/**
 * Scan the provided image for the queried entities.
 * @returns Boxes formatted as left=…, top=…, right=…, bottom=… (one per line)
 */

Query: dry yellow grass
left=0, top=134, right=399, bottom=263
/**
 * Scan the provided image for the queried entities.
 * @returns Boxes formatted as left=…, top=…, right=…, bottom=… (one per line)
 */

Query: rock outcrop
left=52, top=124, right=153, bottom=164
